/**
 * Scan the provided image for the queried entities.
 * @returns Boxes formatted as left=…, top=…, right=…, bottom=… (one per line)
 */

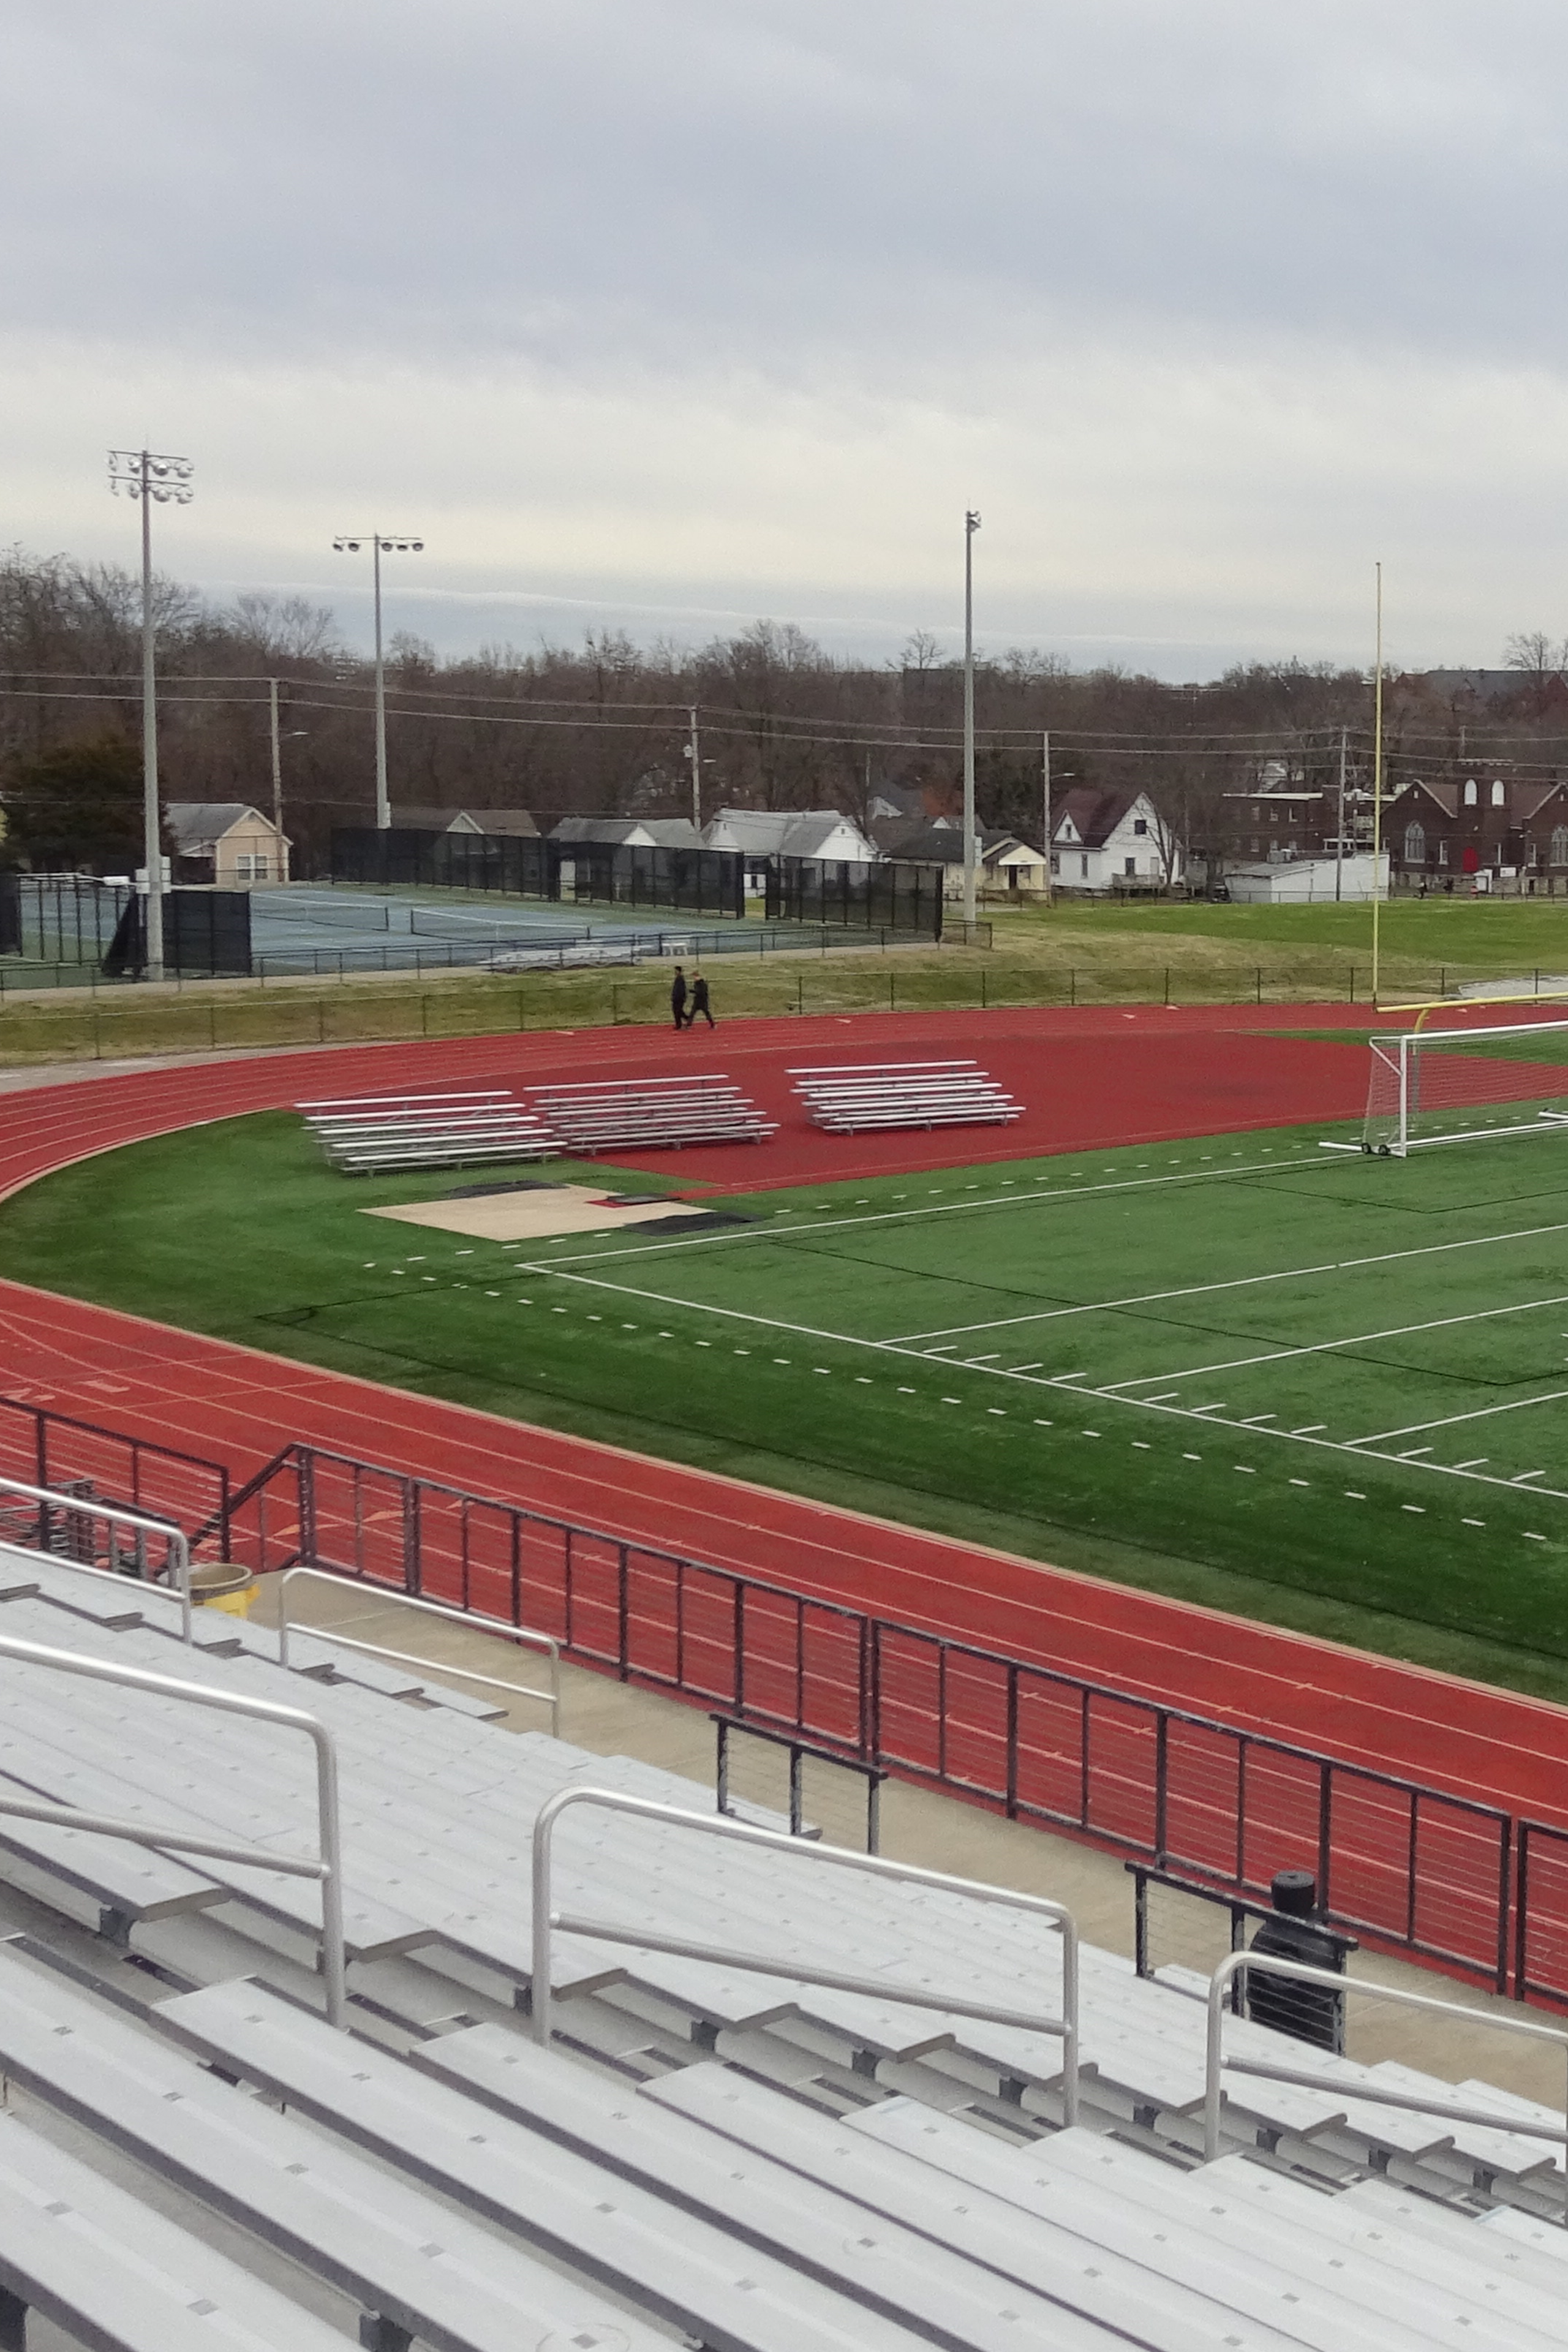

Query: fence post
left=796, top=971, right=804, bottom=1016
left=1513, top=1824, right=1530, bottom=1999
left=1163, top=967, right=1170, bottom=1007
left=1154, top=1712, right=1169, bottom=1864
left=981, top=967, right=988, bottom=1009
left=1348, top=966, right=1355, bottom=1003
left=1317, top=1760, right=1333, bottom=1910
left=1005, top=1664, right=1019, bottom=1819
left=317, top=998, right=326, bottom=1044
left=1256, top=968, right=1262, bottom=1005
left=1069, top=967, right=1076, bottom=1008
left=518, top=986, right=526, bottom=1031
left=617, top=1542, right=630, bottom=1676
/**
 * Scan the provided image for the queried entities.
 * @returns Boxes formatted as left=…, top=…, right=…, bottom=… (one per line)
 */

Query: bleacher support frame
left=530, top=1782, right=1081, bottom=2122
left=0, top=1630, right=348, bottom=2025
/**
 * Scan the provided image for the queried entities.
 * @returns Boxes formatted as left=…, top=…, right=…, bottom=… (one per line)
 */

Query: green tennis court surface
left=7, top=1108, right=1568, bottom=1664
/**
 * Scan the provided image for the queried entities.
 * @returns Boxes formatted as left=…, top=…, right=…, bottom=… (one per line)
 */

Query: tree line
left=3, top=545, right=1567, bottom=873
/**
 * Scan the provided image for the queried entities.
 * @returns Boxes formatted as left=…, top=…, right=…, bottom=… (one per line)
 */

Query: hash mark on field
left=1292, top=1423, right=1327, bottom=1434
left=1463, top=1517, right=1485, bottom=1526
left=1513, top=1470, right=1547, bottom=1484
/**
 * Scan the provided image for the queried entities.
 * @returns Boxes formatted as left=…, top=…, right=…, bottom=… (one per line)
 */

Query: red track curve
left=6, top=1003, right=1566, bottom=1831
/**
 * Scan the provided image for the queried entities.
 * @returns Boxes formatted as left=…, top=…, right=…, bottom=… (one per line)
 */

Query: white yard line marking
left=1103, top=1292, right=1568, bottom=1391
left=881, top=1218, right=1568, bottom=1347
left=1345, top=1389, right=1568, bottom=1447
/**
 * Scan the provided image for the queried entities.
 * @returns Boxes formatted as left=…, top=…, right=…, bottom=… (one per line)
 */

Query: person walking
left=670, top=965, right=688, bottom=1029
left=687, top=971, right=714, bottom=1028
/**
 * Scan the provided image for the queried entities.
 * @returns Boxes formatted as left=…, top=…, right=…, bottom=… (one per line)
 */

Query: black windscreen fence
left=766, top=857, right=944, bottom=937
left=101, top=890, right=254, bottom=978
left=330, top=827, right=744, bottom=918
left=6, top=874, right=133, bottom=963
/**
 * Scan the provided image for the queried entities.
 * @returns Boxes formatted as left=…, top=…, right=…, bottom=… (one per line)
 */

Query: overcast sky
left=6, top=1, right=1567, bottom=677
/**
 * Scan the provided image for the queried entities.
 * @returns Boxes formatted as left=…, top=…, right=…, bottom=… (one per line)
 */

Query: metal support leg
left=359, top=2315, right=413, bottom=2352
left=0, top=2286, right=25, bottom=2351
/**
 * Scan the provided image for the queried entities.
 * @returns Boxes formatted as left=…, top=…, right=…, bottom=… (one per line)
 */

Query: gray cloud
left=7, top=2, right=1568, bottom=674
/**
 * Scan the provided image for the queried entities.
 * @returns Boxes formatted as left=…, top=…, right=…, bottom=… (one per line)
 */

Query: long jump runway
left=11, top=1003, right=1564, bottom=1830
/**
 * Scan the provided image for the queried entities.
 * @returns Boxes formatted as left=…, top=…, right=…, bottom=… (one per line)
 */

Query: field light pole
left=1335, top=725, right=1348, bottom=905
left=1371, top=562, right=1385, bottom=1005
left=963, top=510, right=981, bottom=931
left=108, top=448, right=193, bottom=982
left=1041, top=729, right=1054, bottom=906
left=333, top=532, right=423, bottom=829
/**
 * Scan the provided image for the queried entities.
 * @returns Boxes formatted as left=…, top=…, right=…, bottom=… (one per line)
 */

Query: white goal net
left=1360, top=1016, right=1568, bottom=1155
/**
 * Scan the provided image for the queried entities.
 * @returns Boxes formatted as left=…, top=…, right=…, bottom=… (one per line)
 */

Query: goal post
left=1355, top=1016, right=1568, bottom=1155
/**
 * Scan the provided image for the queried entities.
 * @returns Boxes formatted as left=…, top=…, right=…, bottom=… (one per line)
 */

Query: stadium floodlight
left=333, top=531, right=424, bottom=829
left=108, top=447, right=194, bottom=981
left=1336, top=1012, right=1568, bottom=1156
left=962, top=510, right=981, bottom=931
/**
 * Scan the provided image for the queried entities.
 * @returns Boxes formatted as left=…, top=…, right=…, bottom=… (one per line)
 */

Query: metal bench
left=155, top=1977, right=938, bottom=2352
left=790, top=1061, right=1022, bottom=1133
left=0, top=1948, right=673, bottom=2352
left=525, top=1074, right=777, bottom=1151
left=298, top=1090, right=563, bottom=1174
left=0, top=2106, right=350, bottom=2352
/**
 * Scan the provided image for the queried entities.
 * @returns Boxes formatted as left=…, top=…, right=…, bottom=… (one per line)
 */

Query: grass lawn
left=8, top=1106, right=1568, bottom=1700
left=8, top=891, right=1568, bottom=1068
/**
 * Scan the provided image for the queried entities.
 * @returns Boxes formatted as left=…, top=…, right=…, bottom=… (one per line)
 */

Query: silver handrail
left=0, top=1632, right=347, bottom=2027
left=275, top=1567, right=560, bottom=1733
left=531, top=1785, right=1079, bottom=2124
left=0, top=1476, right=193, bottom=1644
left=1204, top=1948, right=1568, bottom=2218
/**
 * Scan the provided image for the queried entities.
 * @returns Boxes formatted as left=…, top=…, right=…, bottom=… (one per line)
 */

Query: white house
left=394, top=805, right=540, bottom=838
left=164, top=802, right=290, bottom=886
left=702, top=807, right=877, bottom=892
left=1050, top=789, right=1182, bottom=892
left=549, top=816, right=702, bottom=850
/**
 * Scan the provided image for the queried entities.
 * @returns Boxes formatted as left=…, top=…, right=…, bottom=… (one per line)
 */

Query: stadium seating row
left=522, top=1072, right=777, bottom=1150
left=0, top=1538, right=1562, bottom=2351
left=791, top=1058, right=1023, bottom=1131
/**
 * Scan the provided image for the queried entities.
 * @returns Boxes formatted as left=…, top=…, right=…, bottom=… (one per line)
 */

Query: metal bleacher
left=524, top=1072, right=777, bottom=1152
left=791, top=1059, right=1023, bottom=1132
left=1, top=1532, right=1566, bottom=2350
left=298, top=1088, right=563, bottom=1174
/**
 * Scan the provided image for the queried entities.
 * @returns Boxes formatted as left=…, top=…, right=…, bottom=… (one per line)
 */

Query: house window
left=1133, top=818, right=1148, bottom=837
left=1268, top=807, right=1278, bottom=823
left=1403, top=822, right=1426, bottom=867
left=235, top=854, right=270, bottom=881
left=1250, top=837, right=1261, bottom=854
left=1463, top=779, right=1478, bottom=807
left=1552, top=827, right=1568, bottom=867
left=1250, top=804, right=1261, bottom=820
left=1438, top=839, right=1449, bottom=865
left=1491, top=780, right=1506, bottom=807
left=1124, top=857, right=1137, bottom=876
left=1049, top=852, right=1060, bottom=876
left=1080, top=853, right=1090, bottom=879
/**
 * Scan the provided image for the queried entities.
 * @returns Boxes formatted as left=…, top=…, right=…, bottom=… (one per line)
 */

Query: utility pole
left=962, top=510, right=981, bottom=931
left=333, top=531, right=423, bottom=828
left=1335, top=725, right=1347, bottom=903
left=270, top=678, right=284, bottom=856
left=108, top=447, right=193, bottom=983
left=687, top=705, right=703, bottom=831
left=1041, top=728, right=1054, bottom=905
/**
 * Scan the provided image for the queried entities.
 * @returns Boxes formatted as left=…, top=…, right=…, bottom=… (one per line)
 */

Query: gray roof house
left=393, top=805, right=540, bottom=837
left=549, top=816, right=703, bottom=850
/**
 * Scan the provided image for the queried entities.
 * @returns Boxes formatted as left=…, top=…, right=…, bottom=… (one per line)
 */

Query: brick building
left=1387, top=777, right=1568, bottom=890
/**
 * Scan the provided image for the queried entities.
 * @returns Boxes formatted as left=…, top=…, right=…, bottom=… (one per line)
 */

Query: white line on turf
left=1343, top=1387, right=1568, bottom=1447
left=1100, top=1291, right=1568, bottom=1390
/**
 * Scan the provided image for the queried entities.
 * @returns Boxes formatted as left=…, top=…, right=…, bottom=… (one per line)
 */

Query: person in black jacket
left=669, top=966, right=688, bottom=1028
left=687, top=971, right=714, bottom=1028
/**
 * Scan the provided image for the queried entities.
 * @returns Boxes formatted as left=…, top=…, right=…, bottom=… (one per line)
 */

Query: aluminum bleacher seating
left=0, top=1526, right=1564, bottom=2350
left=298, top=1088, right=562, bottom=1173
left=525, top=1072, right=777, bottom=1151
left=790, top=1060, right=1023, bottom=1133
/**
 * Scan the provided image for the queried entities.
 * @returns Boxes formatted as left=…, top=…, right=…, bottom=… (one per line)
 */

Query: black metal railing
left=6, top=1394, right=1563, bottom=2007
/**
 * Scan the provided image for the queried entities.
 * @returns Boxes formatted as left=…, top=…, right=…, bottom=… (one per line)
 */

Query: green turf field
left=7, top=1107, right=1568, bottom=1685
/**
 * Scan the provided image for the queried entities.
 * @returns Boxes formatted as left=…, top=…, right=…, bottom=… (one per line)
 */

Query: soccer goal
left=1346, top=1016, right=1568, bottom=1155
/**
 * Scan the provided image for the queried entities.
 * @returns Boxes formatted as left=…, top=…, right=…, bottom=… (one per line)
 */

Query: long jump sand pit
left=363, top=1183, right=716, bottom=1243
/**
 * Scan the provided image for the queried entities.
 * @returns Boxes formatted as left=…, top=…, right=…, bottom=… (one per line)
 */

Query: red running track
left=6, top=1005, right=1566, bottom=1830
